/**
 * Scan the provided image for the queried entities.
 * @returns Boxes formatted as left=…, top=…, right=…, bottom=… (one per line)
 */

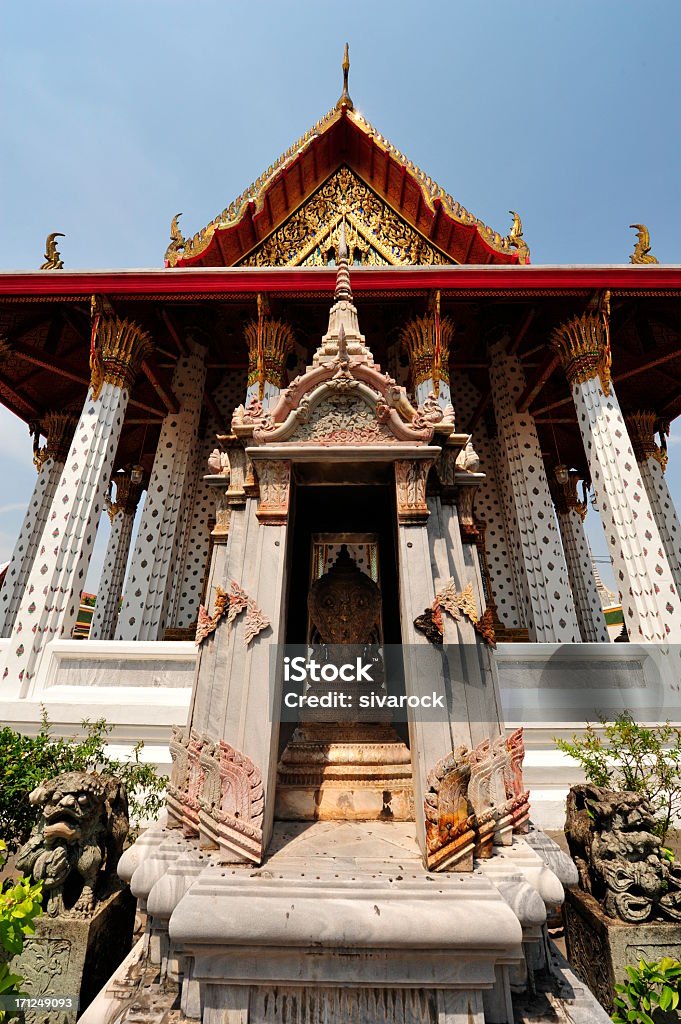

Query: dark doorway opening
left=285, top=483, right=402, bottom=646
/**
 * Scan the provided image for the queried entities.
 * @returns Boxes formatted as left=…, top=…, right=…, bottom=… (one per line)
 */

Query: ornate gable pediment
left=279, top=387, right=396, bottom=445
left=233, top=368, right=442, bottom=447
left=241, top=167, right=451, bottom=269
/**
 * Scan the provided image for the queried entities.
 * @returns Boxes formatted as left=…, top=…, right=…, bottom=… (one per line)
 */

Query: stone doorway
left=275, top=480, right=415, bottom=822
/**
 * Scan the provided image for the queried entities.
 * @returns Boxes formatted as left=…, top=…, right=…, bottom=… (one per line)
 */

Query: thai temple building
left=0, top=49, right=679, bottom=1023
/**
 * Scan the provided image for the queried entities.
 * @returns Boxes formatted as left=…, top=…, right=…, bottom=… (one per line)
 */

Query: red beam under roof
left=0, top=266, right=680, bottom=298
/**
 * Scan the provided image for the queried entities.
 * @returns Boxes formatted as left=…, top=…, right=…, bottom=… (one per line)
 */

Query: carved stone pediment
left=285, top=389, right=396, bottom=446
left=244, top=360, right=445, bottom=448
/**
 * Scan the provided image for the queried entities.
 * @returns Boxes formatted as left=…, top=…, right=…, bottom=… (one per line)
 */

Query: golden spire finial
left=335, top=42, right=354, bottom=111
left=40, top=232, right=64, bottom=270
left=629, top=223, right=659, bottom=265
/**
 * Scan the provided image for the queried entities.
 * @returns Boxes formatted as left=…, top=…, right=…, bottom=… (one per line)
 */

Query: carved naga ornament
left=629, top=223, right=659, bottom=265
left=40, top=232, right=65, bottom=270
left=423, top=729, right=529, bottom=872
left=168, top=726, right=265, bottom=864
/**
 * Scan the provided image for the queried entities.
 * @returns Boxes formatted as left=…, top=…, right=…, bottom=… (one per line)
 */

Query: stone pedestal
left=166, top=821, right=523, bottom=1024
left=564, top=886, right=681, bottom=1015
left=12, top=886, right=135, bottom=1023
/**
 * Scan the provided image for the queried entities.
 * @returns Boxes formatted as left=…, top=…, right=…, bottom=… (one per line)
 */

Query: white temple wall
left=450, top=375, right=525, bottom=630
left=2, top=634, right=677, bottom=832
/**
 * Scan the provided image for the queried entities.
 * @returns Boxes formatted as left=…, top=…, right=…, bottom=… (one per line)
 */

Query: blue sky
left=1, top=1, right=680, bottom=591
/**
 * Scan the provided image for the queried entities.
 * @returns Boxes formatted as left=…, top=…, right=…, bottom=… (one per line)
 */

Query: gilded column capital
left=106, top=472, right=143, bottom=522
left=625, top=410, right=668, bottom=473
left=549, top=472, right=588, bottom=520
left=400, top=302, right=454, bottom=398
left=551, top=294, right=611, bottom=396
left=90, top=315, right=153, bottom=399
left=244, top=309, right=295, bottom=398
left=31, top=411, right=77, bottom=470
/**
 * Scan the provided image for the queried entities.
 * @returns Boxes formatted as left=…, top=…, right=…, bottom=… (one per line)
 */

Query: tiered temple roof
left=164, top=50, right=528, bottom=269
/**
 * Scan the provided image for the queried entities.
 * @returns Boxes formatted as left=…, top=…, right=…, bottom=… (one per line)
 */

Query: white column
left=117, top=342, right=207, bottom=641
left=490, top=434, right=529, bottom=633
left=1, top=317, right=152, bottom=691
left=0, top=412, right=75, bottom=637
left=89, top=474, right=142, bottom=640
left=488, top=341, right=579, bottom=642
left=550, top=474, right=610, bottom=643
left=553, top=307, right=681, bottom=642
left=626, top=411, right=681, bottom=597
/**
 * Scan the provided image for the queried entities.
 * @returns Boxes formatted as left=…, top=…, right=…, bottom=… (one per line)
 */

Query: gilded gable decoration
left=240, top=168, right=449, bottom=268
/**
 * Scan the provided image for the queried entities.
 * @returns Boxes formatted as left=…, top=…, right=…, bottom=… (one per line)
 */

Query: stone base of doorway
left=79, top=819, right=609, bottom=1024
left=79, top=936, right=611, bottom=1024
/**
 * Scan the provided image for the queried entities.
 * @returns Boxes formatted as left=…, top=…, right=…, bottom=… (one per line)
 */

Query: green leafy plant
left=556, top=713, right=681, bottom=843
left=612, top=957, right=681, bottom=1024
left=0, top=839, right=43, bottom=1022
left=0, top=710, right=165, bottom=853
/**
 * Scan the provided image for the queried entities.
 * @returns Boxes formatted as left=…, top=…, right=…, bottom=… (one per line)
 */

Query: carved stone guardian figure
left=563, top=783, right=681, bottom=1015
left=13, top=771, right=135, bottom=1023
left=16, top=771, right=129, bottom=917
left=565, top=784, right=681, bottom=924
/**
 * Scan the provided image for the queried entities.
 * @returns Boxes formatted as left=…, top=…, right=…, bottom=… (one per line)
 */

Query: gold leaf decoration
left=436, top=579, right=479, bottom=626
left=240, top=168, right=450, bottom=269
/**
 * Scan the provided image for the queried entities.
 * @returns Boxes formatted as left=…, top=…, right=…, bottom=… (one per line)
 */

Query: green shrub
left=556, top=713, right=681, bottom=843
left=0, top=840, right=43, bottom=1022
left=0, top=710, right=165, bottom=854
left=613, top=957, right=681, bottom=1023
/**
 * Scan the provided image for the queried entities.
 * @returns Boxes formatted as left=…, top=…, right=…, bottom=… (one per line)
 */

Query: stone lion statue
left=565, top=784, right=681, bottom=923
left=16, top=771, right=129, bottom=918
